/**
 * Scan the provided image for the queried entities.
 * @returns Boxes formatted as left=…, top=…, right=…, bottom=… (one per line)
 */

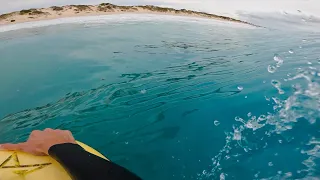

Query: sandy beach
left=0, top=4, right=256, bottom=26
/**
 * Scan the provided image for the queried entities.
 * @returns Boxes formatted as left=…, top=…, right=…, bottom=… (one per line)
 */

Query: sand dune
left=0, top=4, right=257, bottom=26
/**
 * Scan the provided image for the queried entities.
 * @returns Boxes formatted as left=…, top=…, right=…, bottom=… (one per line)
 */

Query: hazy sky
left=1, top=0, right=319, bottom=16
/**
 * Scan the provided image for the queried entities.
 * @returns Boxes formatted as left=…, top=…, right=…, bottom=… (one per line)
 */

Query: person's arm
left=0, top=128, right=141, bottom=180
left=49, top=143, right=141, bottom=180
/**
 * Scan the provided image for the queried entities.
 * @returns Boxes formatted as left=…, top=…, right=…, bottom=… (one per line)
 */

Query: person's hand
left=0, top=128, right=76, bottom=156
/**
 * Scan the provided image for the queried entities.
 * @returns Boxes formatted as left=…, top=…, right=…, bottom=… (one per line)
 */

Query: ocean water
left=0, top=14, right=319, bottom=179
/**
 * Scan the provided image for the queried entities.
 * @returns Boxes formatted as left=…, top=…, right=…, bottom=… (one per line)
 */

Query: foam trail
left=199, top=60, right=320, bottom=179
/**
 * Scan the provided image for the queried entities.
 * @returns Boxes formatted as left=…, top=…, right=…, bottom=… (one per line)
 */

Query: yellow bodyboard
left=0, top=141, right=107, bottom=180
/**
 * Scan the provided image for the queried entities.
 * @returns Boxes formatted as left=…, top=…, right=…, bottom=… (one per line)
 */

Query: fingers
left=0, top=143, right=46, bottom=155
left=64, top=130, right=73, bottom=136
left=31, top=129, right=53, bottom=137
left=44, top=128, right=54, bottom=132
left=67, top=131, right=76, bottom=141
left=30, top=130, right=42, bottom=137
left=0, top=143, right=25, bottom=151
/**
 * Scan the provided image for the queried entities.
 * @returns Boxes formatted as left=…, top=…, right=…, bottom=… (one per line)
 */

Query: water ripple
left=1, top=20, right=319, bottom=179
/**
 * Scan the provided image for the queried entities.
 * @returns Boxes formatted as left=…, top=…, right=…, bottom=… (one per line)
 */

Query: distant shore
left=0, top=4, right=258, bottom=27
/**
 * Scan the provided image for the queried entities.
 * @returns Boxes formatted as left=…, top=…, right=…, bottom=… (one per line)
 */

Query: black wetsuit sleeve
left=48, top=143, right=142, bottom=180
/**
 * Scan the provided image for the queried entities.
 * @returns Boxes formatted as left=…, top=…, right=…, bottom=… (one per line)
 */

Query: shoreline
left=0, top=14, right=256, bottom=33
left=0, top=4, right=258, bottom=27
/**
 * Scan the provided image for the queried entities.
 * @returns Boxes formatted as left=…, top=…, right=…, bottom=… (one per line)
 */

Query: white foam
left=0, top=14, right=254, bottom=33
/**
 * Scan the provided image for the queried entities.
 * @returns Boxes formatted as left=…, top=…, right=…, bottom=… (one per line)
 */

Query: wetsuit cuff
left=48, top=143, right=83, bottom=157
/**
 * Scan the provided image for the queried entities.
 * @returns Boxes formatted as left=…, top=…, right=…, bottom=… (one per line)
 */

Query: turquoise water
left=0, top=15, right=319, bottom=179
